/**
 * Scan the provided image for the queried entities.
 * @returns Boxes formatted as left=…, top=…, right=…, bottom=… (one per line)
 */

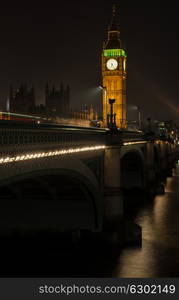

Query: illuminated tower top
left=102, top=3, right=127, bottom=128
left=104, top=4, right=121, bottom=50
left=103, top=4, right=127, bottom=58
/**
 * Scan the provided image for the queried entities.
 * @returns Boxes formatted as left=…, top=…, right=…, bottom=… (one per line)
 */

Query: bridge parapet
left=0, top=122, right=108, bottom=157
left=0, top=122, right=150, bottom=158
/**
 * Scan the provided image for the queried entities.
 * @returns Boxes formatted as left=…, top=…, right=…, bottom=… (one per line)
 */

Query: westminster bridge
left=0, top=120, right=176, bottom=237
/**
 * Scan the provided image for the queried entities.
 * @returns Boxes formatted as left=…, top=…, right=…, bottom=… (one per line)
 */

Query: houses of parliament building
left=8, top=83, right=70, bottom=119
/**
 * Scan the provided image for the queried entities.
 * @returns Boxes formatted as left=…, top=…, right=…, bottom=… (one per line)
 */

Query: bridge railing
left=0, top=122, right=109, bottom=157
left=0, top=121, right=158, bottom=159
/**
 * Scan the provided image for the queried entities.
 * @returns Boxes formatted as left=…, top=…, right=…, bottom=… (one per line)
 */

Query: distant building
left=71, top=104, right=98, bottom=121
left=8, top=82, right=70, bottom=119
left=9, top=84, right=35, bottom=114
left=45, top=83, right=70, bottom=118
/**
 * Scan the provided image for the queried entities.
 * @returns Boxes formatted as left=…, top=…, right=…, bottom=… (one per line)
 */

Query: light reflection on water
left=115, top=164, right=179, bottom=278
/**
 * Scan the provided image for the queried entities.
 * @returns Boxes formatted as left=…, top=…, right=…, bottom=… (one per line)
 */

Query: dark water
left=115, top=163, right=179, bottom=278
left=1, top=165, right=179, bottom=277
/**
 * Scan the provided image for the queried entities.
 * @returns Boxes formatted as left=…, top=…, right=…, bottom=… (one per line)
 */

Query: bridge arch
left=0, top=156, right=103, bottom=233
left=120, top=149, right=145, bottom=191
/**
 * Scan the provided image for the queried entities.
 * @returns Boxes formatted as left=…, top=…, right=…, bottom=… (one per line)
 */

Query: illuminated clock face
left=106, top=58, right=118, bottom=70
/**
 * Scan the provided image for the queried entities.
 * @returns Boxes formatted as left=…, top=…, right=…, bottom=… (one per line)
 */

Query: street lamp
left=127, top=105, right=142, bottom=130
left=136, top=105, right=141, bottom=129
left=125, top=105, right=142, bottom=130
left=99, top=85, right=107, bottom=125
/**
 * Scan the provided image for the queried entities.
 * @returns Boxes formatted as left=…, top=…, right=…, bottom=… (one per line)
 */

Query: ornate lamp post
left=136, top=105, right=141, bottom=129
left=107, top=98, right=116, bottom=128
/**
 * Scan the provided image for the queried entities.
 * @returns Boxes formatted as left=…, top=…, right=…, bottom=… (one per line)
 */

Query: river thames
left=115, top=163, right=179, bottom=277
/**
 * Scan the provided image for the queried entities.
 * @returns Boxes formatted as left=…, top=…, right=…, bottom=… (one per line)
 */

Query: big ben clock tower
left=102, top=4, right=127, bottom=128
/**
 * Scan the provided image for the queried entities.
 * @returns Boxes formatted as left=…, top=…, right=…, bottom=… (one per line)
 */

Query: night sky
left=0, top=0, right=179, bottom=123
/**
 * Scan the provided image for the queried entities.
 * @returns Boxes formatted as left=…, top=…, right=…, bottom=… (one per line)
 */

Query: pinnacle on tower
left=45, top=82, right=49, bottom=96
left=112, top=3, right=116, bottom=14
left=104, top=3, right=121, bottom=49
left=109, top=3, right=119, bottom=32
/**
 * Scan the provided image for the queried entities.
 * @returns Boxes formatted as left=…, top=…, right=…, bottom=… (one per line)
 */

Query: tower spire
left=112, top=3, right=116, bottom=16
left=109, top=3, right=119, bottom=32
left=104, top=3, right=121, bottom=49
